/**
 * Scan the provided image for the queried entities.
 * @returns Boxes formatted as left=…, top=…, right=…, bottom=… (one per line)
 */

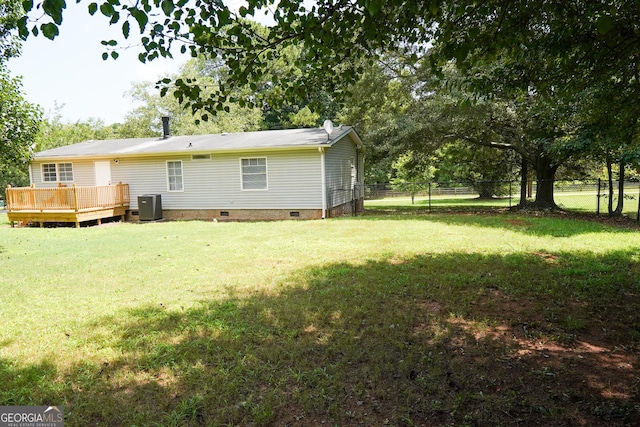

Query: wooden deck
left=6, top=183, right=130, bottom=228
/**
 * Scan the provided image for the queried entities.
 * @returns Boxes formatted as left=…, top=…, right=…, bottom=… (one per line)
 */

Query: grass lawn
left=1, top=211, right=639, bottom=426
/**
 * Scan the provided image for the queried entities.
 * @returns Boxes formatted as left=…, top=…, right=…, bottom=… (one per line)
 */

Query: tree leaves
left=160, top=0, right=174, bottom=17
left=22, top=0, right=33, bottom=12
left=0, top=64, right=42, bottom=171
left=130, top=8, right=148, bottom=32
left=122, top=20, right=130, bottom=38
left=40, top=22, right=59, bottom=39
left=99, top=2, right=114, bottom=17
left=11, top=0, right=640, bottom=146
left=595, top=14, right=614, bottom=35
left=42, top=0, right=65, bottom=25
left=365, top=0, right=384, bottom=16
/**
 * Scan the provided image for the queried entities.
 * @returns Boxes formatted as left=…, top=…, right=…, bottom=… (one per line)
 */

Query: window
left=241, top=157, right=267, bottom=190
left=167, top=160, right=183, bottom=191
left=58, top=163, right=74, bottom=182
left=42, top=164, right=57, bottom=182
left=42, top=163, right=73, bottom=182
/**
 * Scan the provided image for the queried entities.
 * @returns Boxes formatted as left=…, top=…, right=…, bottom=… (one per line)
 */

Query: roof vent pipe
left=162, top=116, right=170, bottom=139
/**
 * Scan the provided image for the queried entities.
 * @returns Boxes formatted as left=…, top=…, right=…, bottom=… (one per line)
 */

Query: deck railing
left=6, top=183, right=130, bottom=212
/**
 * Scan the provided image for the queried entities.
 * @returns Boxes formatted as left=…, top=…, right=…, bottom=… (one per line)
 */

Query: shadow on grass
left=361, top=207, right=639, bottom=237
left=1, top=250, right=639, bottom=426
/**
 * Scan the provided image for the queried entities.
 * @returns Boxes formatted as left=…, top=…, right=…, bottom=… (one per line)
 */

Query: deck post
left=72, top=184, right=79, bottom=213
left=118, top=182, right=124, bottom=206
left=29, top=183, right=35, bottom=207
left=7, top=185, right=13, bottom=227
left=6, top=185, right=11, bottom=213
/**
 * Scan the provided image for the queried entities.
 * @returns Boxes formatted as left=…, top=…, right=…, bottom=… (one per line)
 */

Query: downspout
left=355, top=148, right=360, bottom=214
left=320, top=146, right=326, bottom=219
left=28, top=163, right=33, bottom=185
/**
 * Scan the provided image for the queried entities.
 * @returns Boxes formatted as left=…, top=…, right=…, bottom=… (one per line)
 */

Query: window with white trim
left=241, top=157, right=267, bottom=190
left=42, top=163, right=73, bottom=182
left=58, top=163, right=74, bottom=181
left=167, top=160, right=183, bottom=191
left=42, top=163, right=57, bottom=182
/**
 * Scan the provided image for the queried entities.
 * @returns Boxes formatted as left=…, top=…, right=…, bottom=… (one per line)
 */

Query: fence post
left=596, top=178, right=601, bottom=215
left=352, top=185, right=356, bottom=217
left=428, top=182, right=432, bottom=212
left=509, top=181, right=512, bottom=208
left=637, top=182, right=640, bottom=222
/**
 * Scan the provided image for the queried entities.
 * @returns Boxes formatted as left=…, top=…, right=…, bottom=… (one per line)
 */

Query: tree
left=349, top=57, right=584, bottom=208
left=337, top=56, right=419, bottom=184
left=0, top=0, right=22, bottom=60
left=17, top=1, right=640, bottom=115
left=390, top=152, right=435, bottom=204
left=0, top=2, right=41, bottom=199
left=122, top=58, right=264, bottom=137
left=35, top=107, right=116, bottom=151
left=434, top=142, right=518, bottom=199
left=572, top=82, right=640, bottom=216
left=0, top=64, right=41, bottom=187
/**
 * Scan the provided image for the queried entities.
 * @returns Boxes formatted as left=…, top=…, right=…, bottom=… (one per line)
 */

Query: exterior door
left=94, top=161, right=111, bottom=186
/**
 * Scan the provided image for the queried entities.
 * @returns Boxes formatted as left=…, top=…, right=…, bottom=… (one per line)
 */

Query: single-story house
left=18, top=123, right=364, bottom=223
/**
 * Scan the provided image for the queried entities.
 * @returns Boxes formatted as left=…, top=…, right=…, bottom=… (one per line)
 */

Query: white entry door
left=94, top=161, right=112, bottom=186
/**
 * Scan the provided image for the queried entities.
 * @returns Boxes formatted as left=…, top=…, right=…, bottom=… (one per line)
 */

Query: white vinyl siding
left=111, top=151, right=322, bottom=210
left=167, top=160, right=183, bottom=192
left=324, top=135, right=360, bottom=208
left=31, top=160, right=104, bottom=187
left=241, top=157, right=267, bottom=190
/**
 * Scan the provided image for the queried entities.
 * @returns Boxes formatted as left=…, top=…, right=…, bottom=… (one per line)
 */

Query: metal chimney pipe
left=162, top=116, right=170, bottom=139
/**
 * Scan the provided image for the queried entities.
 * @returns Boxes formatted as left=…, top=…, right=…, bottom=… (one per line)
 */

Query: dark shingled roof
left=34, top=126, right=359, bottom=159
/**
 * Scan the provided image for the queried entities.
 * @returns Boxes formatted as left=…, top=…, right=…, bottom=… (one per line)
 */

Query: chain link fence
left=327, top=183, right=365, bottom=217
left=364, top=180, right=640, bottom=221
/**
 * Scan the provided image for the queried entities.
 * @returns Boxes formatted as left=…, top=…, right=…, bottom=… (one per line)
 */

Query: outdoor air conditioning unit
left=137, top=194, right=162, bottom=221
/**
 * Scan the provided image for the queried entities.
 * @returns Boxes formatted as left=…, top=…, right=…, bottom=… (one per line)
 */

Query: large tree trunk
left=476, top=181, right=496, bottom=199
left=606, top=158, right=614, bottom=215
left=614, top=159, right=626, bottom=216
left=533, top=157, right=558, bottom=209
left=519, top=157, right=528, bottom=206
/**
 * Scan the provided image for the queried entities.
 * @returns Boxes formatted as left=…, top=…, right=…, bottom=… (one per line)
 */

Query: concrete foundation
left=126, top=199, right=364, bottom=222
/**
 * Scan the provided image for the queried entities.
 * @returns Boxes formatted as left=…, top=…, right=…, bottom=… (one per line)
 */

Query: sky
left=8, top=2, right=188, bottom=125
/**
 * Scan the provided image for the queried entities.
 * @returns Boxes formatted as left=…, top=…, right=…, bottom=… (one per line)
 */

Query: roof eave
left=327, top=127, right=363, bottom=148
left=32, top=143, right=333, bottom=162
